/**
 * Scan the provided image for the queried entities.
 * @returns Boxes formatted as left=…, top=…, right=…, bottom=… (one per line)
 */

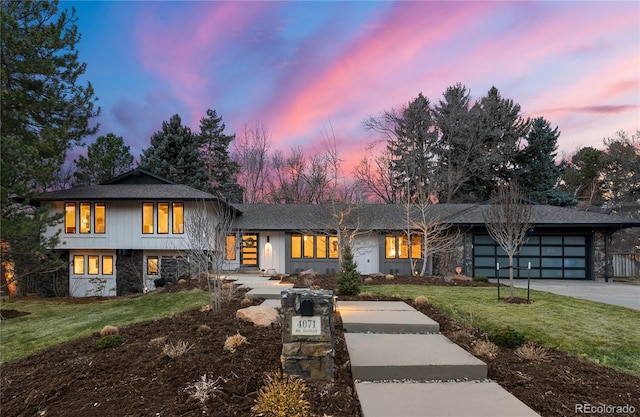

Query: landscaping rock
left=236, top=305, right=279, bottom=327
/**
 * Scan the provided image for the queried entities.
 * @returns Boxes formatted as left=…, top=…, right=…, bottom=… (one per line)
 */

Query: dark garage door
left=473, top=234, right=589, bottom=279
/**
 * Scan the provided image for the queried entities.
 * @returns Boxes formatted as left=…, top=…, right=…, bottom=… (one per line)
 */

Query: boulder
left=385, top=274, right=394, bottom=280
left=236, top=305, right=279, bottom=327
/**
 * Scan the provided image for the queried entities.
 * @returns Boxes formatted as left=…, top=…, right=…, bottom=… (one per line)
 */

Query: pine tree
left=140, top=114, right=209, bottom=190
left=337, top=244, right=361, bottom=296
left=513, top=117, right=575, bottom=206
left=74, top=133, right=134, bottom=185
left=198, top=109, right=240, bottom=195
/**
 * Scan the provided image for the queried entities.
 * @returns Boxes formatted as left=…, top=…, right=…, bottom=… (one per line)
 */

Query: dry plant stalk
left=149, top=336, right=168, bottom=346
left=515, top=342, right=549, bottom=362
left=162, top=340, right=192, bottom=359
left=252, top=372, right=310, bottom=417
left=224, top=333, right=248, bottom=353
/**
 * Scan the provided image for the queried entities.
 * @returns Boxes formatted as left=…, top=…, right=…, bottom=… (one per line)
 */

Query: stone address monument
left=281, top=289, right=335, bottom=381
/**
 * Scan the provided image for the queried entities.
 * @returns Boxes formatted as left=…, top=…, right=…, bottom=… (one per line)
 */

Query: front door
left=241, top=234, right=259, bottom=266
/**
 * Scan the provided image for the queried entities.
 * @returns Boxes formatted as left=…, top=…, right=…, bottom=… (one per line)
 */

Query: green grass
left=366, top=285, right=640, bottom=377
left=0, top=290, right=209, bottom=363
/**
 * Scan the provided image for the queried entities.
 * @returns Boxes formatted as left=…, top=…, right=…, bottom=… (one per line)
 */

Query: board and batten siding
left=44, top=200, right=217, bottom=251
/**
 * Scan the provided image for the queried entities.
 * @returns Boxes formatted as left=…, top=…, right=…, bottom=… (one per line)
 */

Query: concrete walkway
left=337, top=301, right=540, bottom=417
left=507, top=279, right=640, bottom=311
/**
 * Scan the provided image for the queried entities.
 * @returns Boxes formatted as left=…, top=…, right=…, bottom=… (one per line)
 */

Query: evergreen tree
left=1, top=0, right=99, bottom=294
left=388, top=93, right=438, bottom=201
left=337, top=244, right=361, bottom=296
left=140, top=114, right=209, bottom=190
left=513, top=117, right=575, bottom=206
left=74, top=133, right=134, bottom=185
left=561, top=147, right=607, bottom=205
left=198, top=109, right=240, bottom=194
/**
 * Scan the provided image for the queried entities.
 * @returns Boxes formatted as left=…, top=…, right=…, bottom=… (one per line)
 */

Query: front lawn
left=0, top=289, right=209, bottom=363
left=365, top=285, right=640, bottom=377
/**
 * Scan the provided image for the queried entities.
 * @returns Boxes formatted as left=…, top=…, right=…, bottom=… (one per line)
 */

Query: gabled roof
left=101, top=168, right=174, bottom=185
left=232, top=203, right=640, bottom=231
left=35, top=184, right=221, bottom=201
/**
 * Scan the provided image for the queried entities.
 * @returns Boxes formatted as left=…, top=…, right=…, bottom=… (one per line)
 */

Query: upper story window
left=142, top=202, right=184, bottom=235
left=291, top=234, right=339, bottom=259
left=65, top=203, right=106, bottom=234
left=385, top=234, right=422, bottom=259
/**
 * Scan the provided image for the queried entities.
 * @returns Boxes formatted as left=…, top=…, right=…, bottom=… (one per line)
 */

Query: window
left=385, top=235, right=422, bottom=259
left=80, top=203, right=91, bottom=234
left=316, top=236, right=327, bottom=258
left=103, top=256, right=113, bottom=275
left=65, top=203, right=76, bottom=233
left=291, top=235, right=302, bottom=258
left=172, top=203, right=184, bottom=234
left=88, top=255, right=99, bottom=274
left=143, top=203, right=154, bottom=234
left=73, top=255, right=84, bottom=274
left=158, top=203, right=169, bottom=234
left=328, top=236, right=339, bottom=259
left=226, top=235, right=237, bottom=260
left=303, top=235, right=314, bottom=258
left=147, top=256, right=159, bottom=275
left=291, top=234, right=339, bottom=259
left=94, top=203, right=106, bottom=233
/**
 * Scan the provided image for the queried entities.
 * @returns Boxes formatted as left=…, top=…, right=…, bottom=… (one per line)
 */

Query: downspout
left=604, top=231, right=610, bottom=283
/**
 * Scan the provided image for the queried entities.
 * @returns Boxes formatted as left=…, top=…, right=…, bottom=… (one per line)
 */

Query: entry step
left=345, top=333, right=487, bottom=381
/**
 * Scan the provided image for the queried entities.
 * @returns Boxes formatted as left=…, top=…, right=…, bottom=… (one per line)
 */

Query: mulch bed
left=1, top=274, right=638, bottom=417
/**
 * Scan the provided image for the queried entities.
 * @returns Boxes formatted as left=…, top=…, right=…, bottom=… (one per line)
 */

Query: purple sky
left=67, top=1, right=640, bottom=171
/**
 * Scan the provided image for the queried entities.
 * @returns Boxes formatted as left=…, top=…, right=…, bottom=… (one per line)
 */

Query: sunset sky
left=67, top=1, right=639, bottom=170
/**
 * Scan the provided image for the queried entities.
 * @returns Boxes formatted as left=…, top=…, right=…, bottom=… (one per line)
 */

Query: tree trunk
left=508, top=254, right=514, bottom=299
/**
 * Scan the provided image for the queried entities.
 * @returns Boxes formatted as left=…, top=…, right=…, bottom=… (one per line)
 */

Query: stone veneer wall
left=281, top=289, right=334, bottom=381
left=593, top=230, right=613, bottom=281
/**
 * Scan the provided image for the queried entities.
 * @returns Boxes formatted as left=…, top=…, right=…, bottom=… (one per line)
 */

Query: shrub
left=363, top=277, right=373, bottom=284
left=200, top=304, right=212, bottom=312
left=95, top=334, right=124, bottom=350
left=224, top=333, right=248, bottom=353
left=197, top=324, right=212, bottom=333
left=185, top=374, right=223, bottom=405
left=472, top=340, right=499, bottom=358
left=488, top=327, right=526, bottom=348
left=413, top=295, right=429, bottom=306
left=99, top=325, right=119, bottom=337
left=515, top=342, right=549, bottom=361
left=473, top=275, right=489, bottom=282
left=252, top=372, right=310, bottom=417
left=241, top=297, right=253, bottom=307
left=337, top=245, right=361, bottom=296
left=358, top=292, right=373, bottom=298
left=162, top=340, right=192, bottom=358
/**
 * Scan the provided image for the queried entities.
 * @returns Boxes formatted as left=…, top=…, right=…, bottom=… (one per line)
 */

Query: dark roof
left=102, top=168, right=174, bottom=185
left=35, top=184, right=221, bottom=202
left=233, top=203, right=640, bottom=231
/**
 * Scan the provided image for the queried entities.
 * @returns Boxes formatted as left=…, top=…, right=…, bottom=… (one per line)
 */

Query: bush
left=252, top=372, right=310, bottom=417
left=413, top=295, right=429, bottom=306
left=472, top=340, right=499, bottom=358
left=473, top=275, right=489, bottom=282
left=224, top=333, right=248, bottom=353
left=488, top=327, right=526, bottom=348
left=515, top=342, right=549, bottom=361
left=95, top=334, right=124, bottom=350
left=99, top=325, right=119, bottom=337
left=337, top=245, right=361, bottom=296
left=162, top=340, right=192, bottom=358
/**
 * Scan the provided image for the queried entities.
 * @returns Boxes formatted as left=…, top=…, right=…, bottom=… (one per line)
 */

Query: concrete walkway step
left=355, top=381, right=540, bottom=417
left=345, top=333, right=487, bottom=381
left=245, top=286, right=293, bottom=299
left=337, top=301, right=440, bottom=333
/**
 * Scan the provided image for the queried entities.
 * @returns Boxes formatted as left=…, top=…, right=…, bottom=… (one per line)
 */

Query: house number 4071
left=291, top=316, right=321, bottom=336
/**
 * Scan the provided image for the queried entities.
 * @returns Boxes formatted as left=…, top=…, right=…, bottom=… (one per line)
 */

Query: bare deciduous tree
left=482, top=183, right=532, bottom=298
left=233, top=123, right=271, bottom=203
left=182, top=200, right=237, bottom=312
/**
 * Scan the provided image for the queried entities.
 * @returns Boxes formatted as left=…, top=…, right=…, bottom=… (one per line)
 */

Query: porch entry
left=241, top=234, right=259, bottom=266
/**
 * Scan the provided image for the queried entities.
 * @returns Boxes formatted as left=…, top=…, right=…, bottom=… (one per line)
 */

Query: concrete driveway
left=507, top=279, right=640, bottom=311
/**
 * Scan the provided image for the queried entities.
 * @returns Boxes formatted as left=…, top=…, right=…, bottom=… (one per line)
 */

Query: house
left=35, top=169, right=640, bottom=297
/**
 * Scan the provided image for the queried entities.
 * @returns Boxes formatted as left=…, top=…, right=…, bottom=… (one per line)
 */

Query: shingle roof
left=35, top=184, right=221, bottom=201
left=232, top=203, right=640, bottom=231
